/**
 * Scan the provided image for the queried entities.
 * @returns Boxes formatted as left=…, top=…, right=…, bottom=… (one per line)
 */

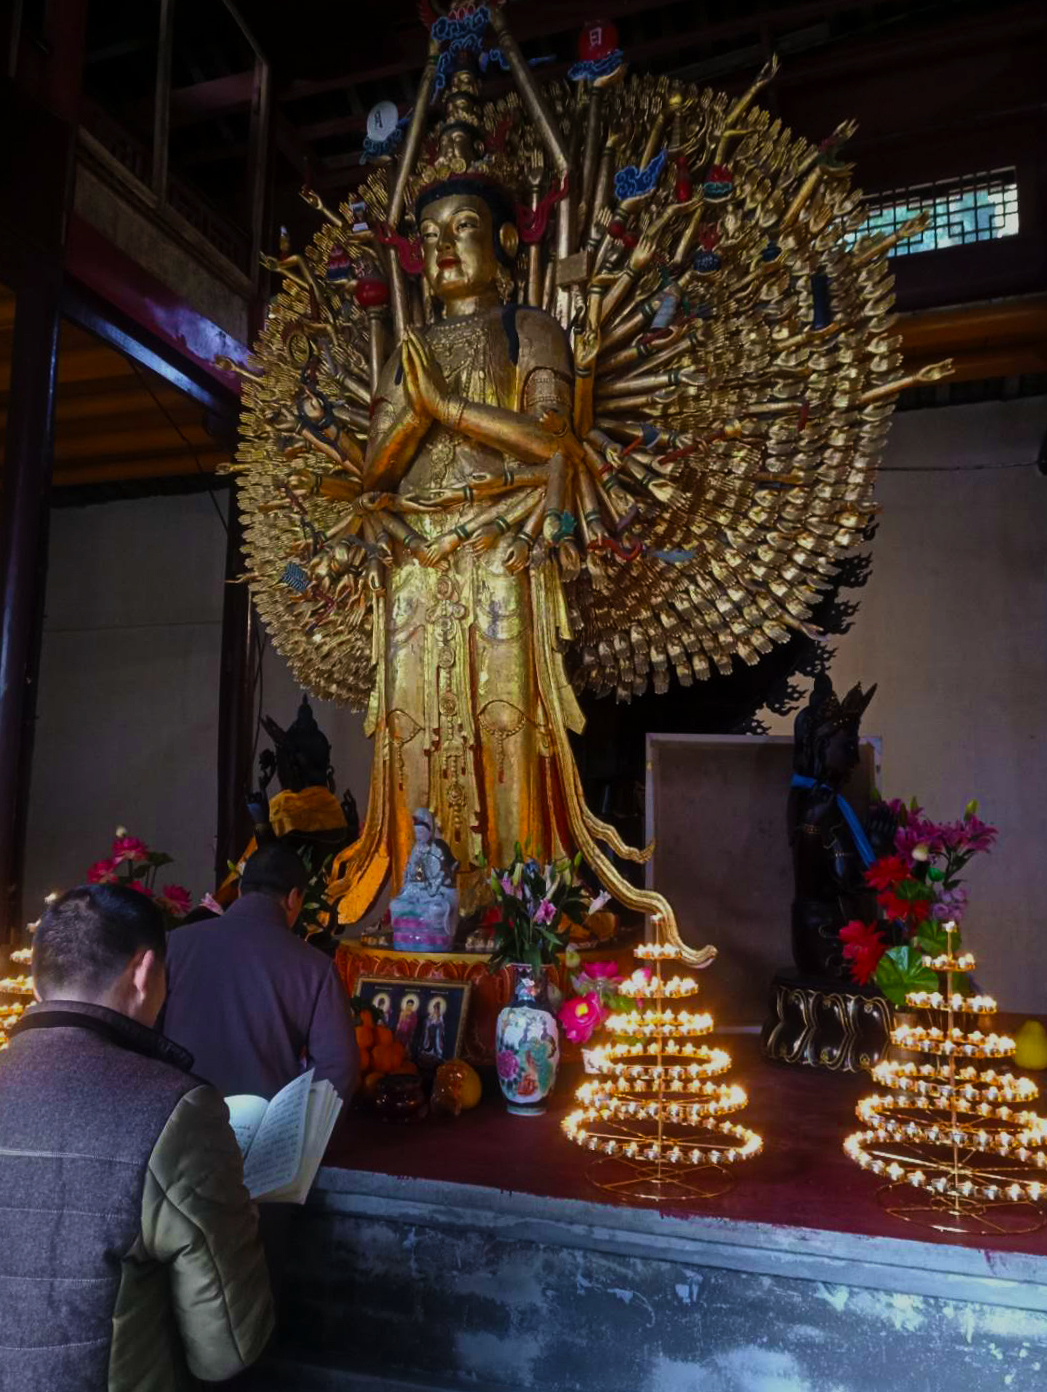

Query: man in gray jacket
left=0, top=883, right=273, bottom=1392
left=163, top=841, right=358, bottom=1101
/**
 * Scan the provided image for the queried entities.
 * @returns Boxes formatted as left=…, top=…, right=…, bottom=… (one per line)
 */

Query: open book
left=225, top=1069, right=342, bottom=1204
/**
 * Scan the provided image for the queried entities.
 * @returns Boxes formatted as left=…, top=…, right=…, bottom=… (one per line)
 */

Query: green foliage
left=876, top=944, right=938, bottom=1008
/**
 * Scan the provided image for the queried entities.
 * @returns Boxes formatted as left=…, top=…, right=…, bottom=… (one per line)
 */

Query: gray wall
left=22, top=490, right=372, bottom=922
left=22, top=397, right=1047, bottom=1016
left=23, top=492, right=228, bottom=918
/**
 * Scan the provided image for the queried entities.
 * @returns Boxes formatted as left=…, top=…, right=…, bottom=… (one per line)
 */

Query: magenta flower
left=126, top=880, right=153, bottom=899
left=500, top=873, right=522, bottom=899
left=496, top=1049, right=519, bottom=1083
left=948, top=816, right=997, bottom=854
left=895, top=818, right=944, bottom=859
left=86, top=857, right=118, bottom=884
left=558, top=993, right=607, bottom=1044
left=582, top=960, right=620, bottom=980
left=156, top=884, right=192, bottom=918
left=112, top=835, right=149, bottom=865
left=533, top=898, right=557, bottom=926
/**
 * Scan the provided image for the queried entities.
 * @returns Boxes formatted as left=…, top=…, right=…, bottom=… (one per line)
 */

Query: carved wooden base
left=762, top=970, right=892, bottom=1073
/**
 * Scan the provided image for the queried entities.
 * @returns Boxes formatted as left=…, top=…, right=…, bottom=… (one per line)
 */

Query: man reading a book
left=0, top=883, right=273, bottom=1391
left=163, top=841, right=358, bottom=1102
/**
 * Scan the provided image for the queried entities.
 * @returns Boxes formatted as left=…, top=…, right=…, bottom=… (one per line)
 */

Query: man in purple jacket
left=163, top=842, right=358, bottom=1102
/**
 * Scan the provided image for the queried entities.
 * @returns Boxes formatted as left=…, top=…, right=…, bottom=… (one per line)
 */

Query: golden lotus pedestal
left=762, top=970, right=892, bottom=1073
left=335, top=936, right=639, bottom=1069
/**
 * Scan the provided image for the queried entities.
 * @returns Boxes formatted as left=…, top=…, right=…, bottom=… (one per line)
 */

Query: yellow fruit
left=1015, top=1019, right=1047, bottom=1071
left=432, top=1060, right=482, bottom=1115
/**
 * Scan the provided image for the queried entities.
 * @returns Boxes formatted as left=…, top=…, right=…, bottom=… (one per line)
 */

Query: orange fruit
left=375, top=1024, right=393, bottom=1046
left=361, top=1009, right=375, bottom=1027
left=358, top=1047, right=371, bottom=1073
left=391, top=1062, right=419, bottom=1076
left=355, top=1024, right=375, bottom=1049
left=361, top=1070, right=383, bottom=1099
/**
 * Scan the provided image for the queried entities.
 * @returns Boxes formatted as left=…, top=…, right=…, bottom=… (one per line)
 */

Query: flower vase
left=495, top=965, right=560, bottom=1116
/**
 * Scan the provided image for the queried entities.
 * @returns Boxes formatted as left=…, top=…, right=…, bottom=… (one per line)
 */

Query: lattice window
left=851, top=169, right=1019, bottom=256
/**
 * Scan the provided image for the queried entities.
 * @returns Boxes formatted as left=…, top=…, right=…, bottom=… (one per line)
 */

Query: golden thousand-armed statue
left=222, top=5, right=948, bottom=961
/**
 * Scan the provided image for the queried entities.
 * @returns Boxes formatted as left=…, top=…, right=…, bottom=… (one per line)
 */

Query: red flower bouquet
left=85, top=827, right=194, bottom=930
left=837, top=798, right=996, bottom=1006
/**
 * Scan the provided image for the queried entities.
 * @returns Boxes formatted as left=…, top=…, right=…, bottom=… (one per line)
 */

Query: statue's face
left=823, top=724, right=859, bottom=780
left=413, top=819, right=432, bottom=843
left=419, top=194, right=498, bottom=301
left=437, top=127, right=475, bottom=165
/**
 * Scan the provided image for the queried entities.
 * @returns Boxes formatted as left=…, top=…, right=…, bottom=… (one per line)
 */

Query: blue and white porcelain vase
left=495, top=965, right=560, bottom=1116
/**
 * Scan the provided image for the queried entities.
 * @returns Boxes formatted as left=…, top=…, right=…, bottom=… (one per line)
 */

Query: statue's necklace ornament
left=223, top=9, right=951, bottom=958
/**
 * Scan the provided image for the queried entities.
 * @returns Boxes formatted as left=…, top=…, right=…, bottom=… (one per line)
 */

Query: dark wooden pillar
left=214, top=14, right=272, bottom=882
left=0, top=275, right=63, bottom=938
left=214, top=501, right=259, bottom=880
left=0, top=0, right=87, bottom=938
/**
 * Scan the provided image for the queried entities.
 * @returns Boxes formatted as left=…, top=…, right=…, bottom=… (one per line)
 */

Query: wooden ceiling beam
left=900, top=295, right=1047, bottom=383
left=54, top=423, right=217, bottom=461
left=925, top=346, right=1047, bottom=384
left=0, top=394, right=203, bottom=435
left=55, top=347, right=139, bottom=387
left=52, top=451, right=228, bottom=487
left=169, top=70, right=255, bottom=128
left=178, top=141, right=250, bottom=168
left=276, top=0, right=875, bottom=103
left=900, top=296, right=1047, bottom=358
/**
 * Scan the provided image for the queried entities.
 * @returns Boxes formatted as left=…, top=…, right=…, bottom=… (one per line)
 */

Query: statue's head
left=261, top=695, right=333, bottom=792
left=438, top=122, right=480, bottom=166
left=415, top=178, right=518, bottom=303
left=412, top=808, right=435, bottom=843
left=794, top=674, right=875, bottom=785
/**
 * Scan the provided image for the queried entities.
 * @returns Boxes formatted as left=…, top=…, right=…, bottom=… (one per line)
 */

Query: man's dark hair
left=240, top=842, right=308, bottom=900
left=33, top=884, right=166, bottom=998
